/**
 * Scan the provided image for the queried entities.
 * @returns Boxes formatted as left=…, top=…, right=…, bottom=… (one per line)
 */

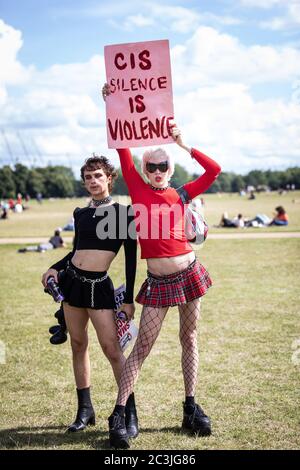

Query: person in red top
left=269, top=206, right=289, bottom=226
left=103, top=84, right=221, bottom=448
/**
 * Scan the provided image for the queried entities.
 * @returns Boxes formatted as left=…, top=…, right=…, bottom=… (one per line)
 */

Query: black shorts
left=59, top=261, right=115, bottom=310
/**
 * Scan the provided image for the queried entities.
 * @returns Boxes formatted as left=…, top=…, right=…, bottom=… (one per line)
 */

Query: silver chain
left=83, top=276, right=108, bottom=308
left=66, top=262, right=108, bottom=308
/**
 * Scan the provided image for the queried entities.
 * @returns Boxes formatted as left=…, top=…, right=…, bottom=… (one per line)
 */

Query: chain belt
left=145, top=259, right=197, bottom=297
left=66, top=262, right=108, bottom=308
left=146, top=273, right=184, bottom=297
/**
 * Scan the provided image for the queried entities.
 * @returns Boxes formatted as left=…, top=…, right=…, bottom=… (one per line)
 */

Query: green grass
left=0, top=190, right=299, bottom=239
left=0, top=235, right=299, bottom=449
left=203, top=190, right=300, bottom=233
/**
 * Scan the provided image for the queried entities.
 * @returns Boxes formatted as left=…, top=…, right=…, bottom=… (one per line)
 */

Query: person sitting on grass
left=18, top=228, right=66, bottom=253
left=269, top=206, right=289, bottom=226
left=0, top=207, right=8, bottom=220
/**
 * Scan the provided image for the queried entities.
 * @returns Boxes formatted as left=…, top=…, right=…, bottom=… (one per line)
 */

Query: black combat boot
left=67, top=387, right=95, bottom=432
left=108, top=412, right=130, bottom=449
left=182, top=402, right=211, bottom=436
left=125, top=393, right=139, bottom=438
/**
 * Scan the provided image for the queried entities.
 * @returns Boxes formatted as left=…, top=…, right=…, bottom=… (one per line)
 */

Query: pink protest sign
left=104, top=39, right=174, bottom=148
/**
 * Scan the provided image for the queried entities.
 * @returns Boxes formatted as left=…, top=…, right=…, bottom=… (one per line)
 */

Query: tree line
left=0, top=160, right=299, bottom=199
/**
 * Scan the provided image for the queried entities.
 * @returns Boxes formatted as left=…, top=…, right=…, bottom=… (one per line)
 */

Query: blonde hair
left=142, top=148, right=174, bottom=179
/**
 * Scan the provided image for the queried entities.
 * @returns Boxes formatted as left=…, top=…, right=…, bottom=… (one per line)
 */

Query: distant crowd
left=0, top=192, right=44, bottom=220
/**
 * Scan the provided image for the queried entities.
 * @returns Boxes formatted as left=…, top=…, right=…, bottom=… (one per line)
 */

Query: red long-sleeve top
left=117, top=148, right=221, bottom=259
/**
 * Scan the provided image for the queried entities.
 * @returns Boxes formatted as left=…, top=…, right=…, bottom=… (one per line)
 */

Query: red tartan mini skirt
left=135, top=259, right=212, bottom=307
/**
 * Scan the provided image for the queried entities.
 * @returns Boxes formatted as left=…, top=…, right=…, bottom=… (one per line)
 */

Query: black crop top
left=50, top=203, right=137, bottom=303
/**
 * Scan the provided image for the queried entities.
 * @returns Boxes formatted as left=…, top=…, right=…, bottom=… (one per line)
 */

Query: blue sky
left=1, top=0, right=299, bottom=67
left=0, top=0, right=299, bottom=174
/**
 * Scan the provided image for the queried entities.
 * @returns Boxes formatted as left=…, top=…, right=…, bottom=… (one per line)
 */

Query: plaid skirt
left=136, top=259, right=212, bottom=307
left=58, top=261, right=115, bottom=310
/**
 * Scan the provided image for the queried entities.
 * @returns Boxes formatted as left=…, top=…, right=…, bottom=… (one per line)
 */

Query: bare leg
left=63, top=302, right=90, bottom=389
left=63, top=302, right=95, bottom=432
left=87, top=308, right=125, bottom=384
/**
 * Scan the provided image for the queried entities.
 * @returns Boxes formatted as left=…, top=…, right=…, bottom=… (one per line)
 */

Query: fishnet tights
left=117, top=306, right=168, bottom=405
left=179, top=299, right=201, bottom=396
left=117, top=299, right=201, bottom=405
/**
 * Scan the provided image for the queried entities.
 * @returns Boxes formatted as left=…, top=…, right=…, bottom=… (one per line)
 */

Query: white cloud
left=260, top=2, right=300, bottom=30
left=151, top=5, right=201, bottom=33
left=239, top=0, right=289, bottom=7
left=0, top=19, right=32, bottom=105
left=116, top=2, right=242, bottom=33
left=168, top=27, right=300, bottom=172
left=238, top=0, right=300, bottom=30
left=48, top=1, right=243, bottom=38
left=1, top=20, right=300, bottom=174
left=117, top=3, right=201, bottom=34
left=124, top=14, right=155, bottom=30
left=171, top=26, right=300, bottom=89
left=170, top=83, right=300, bottom=173
left=37, top=134, right=81, bottom=156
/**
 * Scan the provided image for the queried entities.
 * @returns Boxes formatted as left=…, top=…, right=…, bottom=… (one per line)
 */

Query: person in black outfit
left=41, top=155, right=138, bottom=437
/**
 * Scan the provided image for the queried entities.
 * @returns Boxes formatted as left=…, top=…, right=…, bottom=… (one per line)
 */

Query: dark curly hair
left=275, top=206, right=286, bottom=216
left=80, top=154, right=118, bottom=193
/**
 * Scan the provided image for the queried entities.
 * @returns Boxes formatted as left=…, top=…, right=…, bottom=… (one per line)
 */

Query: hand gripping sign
left=104, top=39, right=174, bottom=148
left=114, top=284, right=138, bottom=351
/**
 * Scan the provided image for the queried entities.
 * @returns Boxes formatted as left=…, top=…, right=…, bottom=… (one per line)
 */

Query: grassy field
left=0, top=194, right=299, bottom=450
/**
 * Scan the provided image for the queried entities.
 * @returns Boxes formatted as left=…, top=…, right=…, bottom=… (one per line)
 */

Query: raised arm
left=171, top=126, right=221, bottom=199
left=183, top=148, right=221, bottom=199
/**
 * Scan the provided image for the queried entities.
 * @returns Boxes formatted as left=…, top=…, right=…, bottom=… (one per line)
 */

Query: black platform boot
left=125, top=393, right=139, bottom=438
left=108, top=411, right=130, bottom=449
left=67, top=387, right=95, bottom=432
left=182, top=402, right=211, bottom=436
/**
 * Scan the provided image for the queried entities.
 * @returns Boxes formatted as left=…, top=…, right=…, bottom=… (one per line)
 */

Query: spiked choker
left=89, top=196, right=112, bottom=207
left=149, top=184, right=170, bottom=191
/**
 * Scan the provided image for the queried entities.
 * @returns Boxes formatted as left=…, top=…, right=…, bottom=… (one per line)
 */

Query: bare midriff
left=147, top=251, right=196, bottom=276
left=71, top=250, right=116, bottom=272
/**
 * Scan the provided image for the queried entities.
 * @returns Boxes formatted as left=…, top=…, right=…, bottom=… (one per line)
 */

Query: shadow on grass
left=0, top=425, right=110, bottom=450
left=0, top=425, right=183, bottom=450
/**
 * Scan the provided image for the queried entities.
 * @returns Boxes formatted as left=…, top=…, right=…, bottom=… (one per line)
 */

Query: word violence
left=107, top=116, right=174, bottom=142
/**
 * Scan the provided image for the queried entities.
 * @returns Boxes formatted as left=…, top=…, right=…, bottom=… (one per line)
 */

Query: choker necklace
left=149, top=184, right=169, bottom=191
left=89, top=195, right=112, bottom=207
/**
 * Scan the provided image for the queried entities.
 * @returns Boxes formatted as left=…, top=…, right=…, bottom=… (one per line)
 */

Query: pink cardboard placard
left=104, top=39, right=174, bottom=148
